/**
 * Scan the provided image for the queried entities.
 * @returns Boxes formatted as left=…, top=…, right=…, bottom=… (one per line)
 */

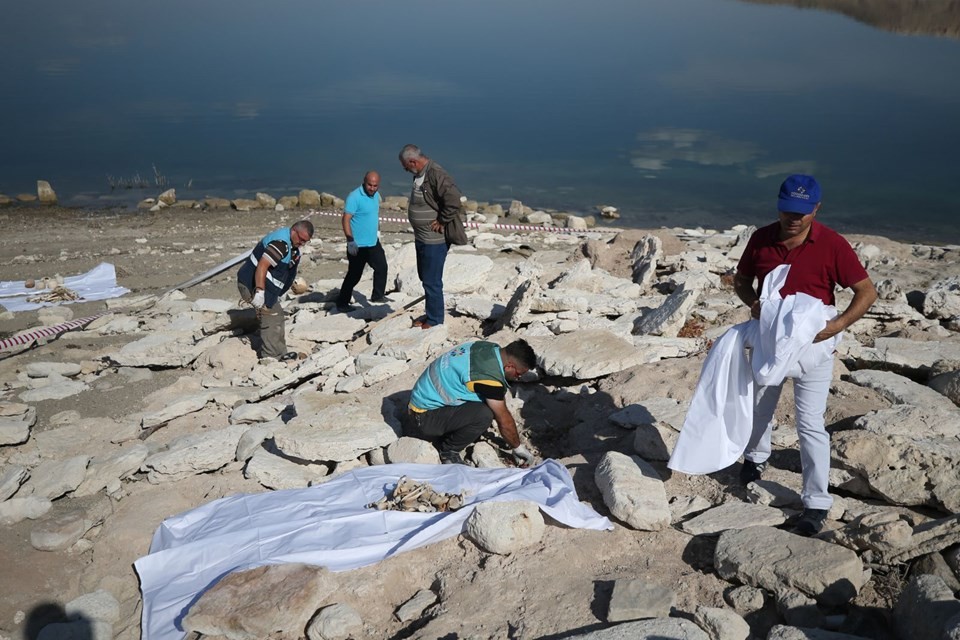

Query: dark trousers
left=415, top=240, right=448, bottom=326
left=337, top=241, right=387, bottom=305
left=404, top=402, right=494, bottom=453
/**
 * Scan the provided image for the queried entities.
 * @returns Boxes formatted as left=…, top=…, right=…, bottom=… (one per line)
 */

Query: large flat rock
left=561, top=618, right=709, bottom=640
left=183, top=563, right=337, bottom=640
left=832, top=406, right=960, bottom=511
left=714, top=526, right=865, bottom=606
left=531, top=330, right=649, bottom=380
left=274, top=402, right=398, bottom=462
left=847, top=369, right=957, bottom=412
left=680, top=503, right=786, bottom=536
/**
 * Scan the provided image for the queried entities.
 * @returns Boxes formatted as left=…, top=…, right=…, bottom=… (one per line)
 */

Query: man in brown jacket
left=399, top=144, right=467, bottom=329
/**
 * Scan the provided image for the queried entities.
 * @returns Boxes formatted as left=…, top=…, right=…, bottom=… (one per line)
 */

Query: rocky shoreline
left=1, top=201, right=959, bottom=640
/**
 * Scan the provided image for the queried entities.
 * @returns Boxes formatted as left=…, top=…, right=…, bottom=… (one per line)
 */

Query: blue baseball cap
left=777, top=174, right=821, bottom=215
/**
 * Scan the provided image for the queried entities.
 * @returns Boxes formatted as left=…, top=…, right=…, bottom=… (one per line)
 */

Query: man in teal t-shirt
left=336, top=171, right=390, bottom=312
left=405, top=339, right=539, bottom=466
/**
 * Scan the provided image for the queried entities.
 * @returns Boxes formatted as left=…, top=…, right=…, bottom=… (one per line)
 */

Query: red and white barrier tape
left=305, top=210, right=619, bottom=234
left=0, top=313, right=108, bottom=352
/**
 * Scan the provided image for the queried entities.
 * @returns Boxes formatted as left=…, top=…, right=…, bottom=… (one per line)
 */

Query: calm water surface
left=2, top=0, right=959, bottom=242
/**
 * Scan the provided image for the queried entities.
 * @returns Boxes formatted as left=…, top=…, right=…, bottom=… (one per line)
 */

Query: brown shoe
left=419, top=322, right=434, bottom=330
left=412, top=316, right=427, bottom=328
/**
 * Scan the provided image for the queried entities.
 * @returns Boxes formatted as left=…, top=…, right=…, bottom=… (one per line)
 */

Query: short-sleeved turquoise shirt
left=344, top=186, right=381, bottom=247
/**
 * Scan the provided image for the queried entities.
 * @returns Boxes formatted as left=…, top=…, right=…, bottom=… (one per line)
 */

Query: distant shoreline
left=0, top=188, right=960, bottom=246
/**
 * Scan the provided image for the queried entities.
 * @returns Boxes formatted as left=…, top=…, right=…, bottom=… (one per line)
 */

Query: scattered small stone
left=607, top=579, right=675, bottom=622
left=394, top=588, right=437, bottom=623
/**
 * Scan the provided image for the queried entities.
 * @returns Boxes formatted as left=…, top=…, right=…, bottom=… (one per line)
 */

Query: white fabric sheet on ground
left=134, top=460, right=612, bottom=640
left=668, top=265, right=840, bottom=475
left=0, top=262, right=130, bottom=312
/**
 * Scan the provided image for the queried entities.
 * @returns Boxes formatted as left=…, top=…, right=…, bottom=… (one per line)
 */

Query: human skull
left=291, top=277, right=310, bottom=295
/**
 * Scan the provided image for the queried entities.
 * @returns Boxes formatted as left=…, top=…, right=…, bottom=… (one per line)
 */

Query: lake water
left=3, top=0, right=959, bottom=243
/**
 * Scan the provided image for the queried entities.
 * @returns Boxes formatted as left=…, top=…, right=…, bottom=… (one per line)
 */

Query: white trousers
left=743, top=354, right=835, bottom=510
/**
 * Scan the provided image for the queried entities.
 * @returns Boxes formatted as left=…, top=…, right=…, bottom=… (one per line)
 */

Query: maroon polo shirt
left=736, top=220, right=869, bottom=306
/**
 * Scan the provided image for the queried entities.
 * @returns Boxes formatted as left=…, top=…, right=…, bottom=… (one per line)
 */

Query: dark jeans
left=415, top=240, right=448, bottom=325
left=337, top=241, right=388, bottom=305
left=404, top=402, right=494, bottom=453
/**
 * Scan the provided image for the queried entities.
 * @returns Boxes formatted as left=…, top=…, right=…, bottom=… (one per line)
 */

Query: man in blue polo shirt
left=336, top=171, right=390, bottom=312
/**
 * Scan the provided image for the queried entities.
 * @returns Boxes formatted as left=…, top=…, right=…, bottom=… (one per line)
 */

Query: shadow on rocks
left=525, top=581, right=610, bottom=639
left=25, top=601, right=95, bottom=640
left=680, top=534, right=719, bottom=575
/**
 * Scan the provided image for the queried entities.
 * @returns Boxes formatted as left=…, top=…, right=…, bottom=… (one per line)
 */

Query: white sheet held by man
left=669, top=174, right=877, bottom=537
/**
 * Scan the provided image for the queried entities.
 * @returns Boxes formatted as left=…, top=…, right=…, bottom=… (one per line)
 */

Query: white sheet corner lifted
left=134, top=460, right=611, bottom=640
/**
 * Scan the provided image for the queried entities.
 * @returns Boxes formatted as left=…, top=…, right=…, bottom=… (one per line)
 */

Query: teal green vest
left=409, top=341, right=508, bottom=411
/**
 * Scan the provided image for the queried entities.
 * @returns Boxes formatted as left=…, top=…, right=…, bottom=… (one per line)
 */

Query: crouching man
left=405, top=339, right=538, bottom=466
left=237, top=220, right=313, bottom=362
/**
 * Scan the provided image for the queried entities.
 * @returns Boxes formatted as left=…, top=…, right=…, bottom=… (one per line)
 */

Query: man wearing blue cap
left=733, top=175, right=877, bottom=536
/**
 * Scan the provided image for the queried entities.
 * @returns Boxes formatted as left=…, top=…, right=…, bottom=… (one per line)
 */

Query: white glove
left=252, top=289, right=265, bottom=309
left=347, top=241, right=358, bottom=256
left=512, top=444, right=536, bottom=467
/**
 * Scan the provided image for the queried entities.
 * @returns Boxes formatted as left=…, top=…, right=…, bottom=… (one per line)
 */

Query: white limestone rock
left=19, top=455, right=90, bottom=499
left=715, top=526, right=864, bottom=606
left=257, top=343, right=351, bottom=399
left=453, top=296, right=505, bottom=321
left=923, top=277, right=960, bottom=320
left=394, top=589, right=438, bottom=623
left=244, top=446, right=330, bottom=490
left=0, top=409, right=35, bottom=446
left=371, top=323, right=449, bottom=362
left=630, top=235, right=662, bottom=289
left=396, top=253, right=494, bottom=297
left=633, top=285, right=699, bottom=337
left=229, top=402, right=285, bottom=425
left=0, top=496, right=51, bottom=525
left=192, top=298, right=234, bottom=313
left=30, top=494, right=112, bottom=551
left=109, top=332, right=211, bottom=368
left=594, top=451, right=670, bottom=531
left=335, top=375, right=365, bottom=394
left=847, top=369, right=957, bottom=413
left=355, top=354, right=409, bottom=386
left=274, top=402, right=398, bottom=463
left=385, top=437, right=440, bottom=464
left=65, top=589, right=121, bottom=623
left=74, top=444, right=148, bottom=497
left=464, top=500, right=545, bottom=555
left=531, top=330, right=648, bottom=380
left=141, top=392, right=212, bottom=430
left=607, top=579, right=675, bottom=622
left=470, top=441, right=506, bottom=468
left=24, top=362, right=82, bottom=378
left=37, top=179, right=57, bottom=204
left=142, top=425, right=249, bottom=482
left=680, top=503, right=787, bottom=536
left=183, top=563, right=337, bottom=640
left=290, top=312, right=366, bottom=343
left=0, top=464, right=29, bottom=501
left=306, top=603, right=363, bottom=640
left=609, top=397, right=684, bottom=462
left=560, top=619, right=709, bottom=639
left=19, top=375, right=88, bottom=402
left=693, top=606, right=750, bottom=640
